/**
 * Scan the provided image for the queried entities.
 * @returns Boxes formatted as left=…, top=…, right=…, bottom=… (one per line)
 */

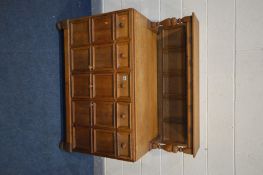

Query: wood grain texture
left=133, top=9, right=158, bottom=160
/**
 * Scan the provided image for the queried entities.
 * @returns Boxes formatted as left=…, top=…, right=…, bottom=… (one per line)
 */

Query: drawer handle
left=119, top=22, right=124, bottom=28
left=121, top=143, right=127, bottom=149
left=119, top=53, right=125, bottom=58
left=120, top=113, right=126, bottom=119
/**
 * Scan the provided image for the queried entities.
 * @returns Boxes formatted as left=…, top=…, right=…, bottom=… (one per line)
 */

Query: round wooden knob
left=119, top=53, right=125, bottom=58
left=120, top=113, right=126, bottom=119
left=119, top=22, right=124, bottom=28
left=121, top=143, right=127, bottom=149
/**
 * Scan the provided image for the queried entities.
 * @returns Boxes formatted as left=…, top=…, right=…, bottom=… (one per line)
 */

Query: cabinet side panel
left=133, top=10, right=158, bottom=160
left=192, top=13, right=200, bottom=156
left=63, top=21, right=73, bottom=151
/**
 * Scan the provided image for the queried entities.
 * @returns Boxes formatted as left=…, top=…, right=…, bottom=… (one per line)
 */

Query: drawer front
left=92, top=14, right=113, bottom=43
left=73, top=101, right=91, bottom=126
left=93, top=44, right=114, bottom=70
left=116, top=42, right=130, bottom=69
left=73, top=127, right=91, bottom=152
left=93, top=101, right=115, bottom=128
left=117, top=132, right=131, bottom=159
left=117, top=102, right=131, bottom=129
left=116, top=12, right=129, bottom=39
left=94, top=129, right=115, bottom=156
left=71, top=20, right=90, bottom=47
left=71, top=47, right=90, bottom=72
left=117, top=73, right=130, bottom=99
left=72, top=74, right=91, bottom=98
left=92, top=73, right=114, bottom=99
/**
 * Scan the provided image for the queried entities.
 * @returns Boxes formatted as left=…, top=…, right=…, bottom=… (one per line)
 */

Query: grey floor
left=0, top=0, right=93, bottom=174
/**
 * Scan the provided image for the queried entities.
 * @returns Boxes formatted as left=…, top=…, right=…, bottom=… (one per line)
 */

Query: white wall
left=91, top=0, right=263, bottom=174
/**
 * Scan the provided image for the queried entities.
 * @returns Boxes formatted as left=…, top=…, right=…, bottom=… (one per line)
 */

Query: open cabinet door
left=192, top=13, right=200, bottom=157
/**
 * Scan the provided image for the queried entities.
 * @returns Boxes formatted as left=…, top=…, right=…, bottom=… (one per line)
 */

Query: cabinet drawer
left=116, top=12, right=129, bottom=39
left=117, top=73, right=130, bottom=99
left=117, top=132, right=131, bottom=159
left=92, top=14, right=113, bottom=43
left=70, top=20, right=90, bottom=47
left=116, top=42, right=130, bottom=69
left=71, top=47, right=90, bottom=72
left=94, top=129, right=115, bottom=156
left=73, top=101, right=91, bottom=126
left=73, top=127, right=91, bottom=152
left=72, top=74, right=91, bottom=98
left=117, top=103, right=131, bottom=129
left=93, top=101, right=115, bottom=128
left=92, top=44, right=114, bottom=70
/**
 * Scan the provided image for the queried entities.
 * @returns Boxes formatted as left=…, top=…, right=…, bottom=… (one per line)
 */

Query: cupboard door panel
left=94, top=102, right=115, bottom=128
left=92, top=14, right=113, bottom=43
left=117, top=73, right=130, bottom=99
left=93, top=74, right=114, bottom=99
left=74, top=127, right=91, bottom=152
left=116, top=42, right=130, bottom=69
left=94, top=129, right=115, bottom=156
left=117, top=132, right=131, bottom=159
left=93, top=44, right=114, bottom=70
left=71, top=47, right=90, bottom=72
left=116, top=12, right=129, bottom=39
left=73, top=101, right=91, bottom=126
left=117, top=103, right=131, bottom=129
left=72, top=74, right=91, bottom=98
left=71, top=20, right=90, bottom=47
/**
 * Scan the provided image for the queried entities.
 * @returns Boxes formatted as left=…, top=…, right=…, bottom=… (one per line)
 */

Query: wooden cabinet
left=58, top=8, right=199, bottom=161
left=58, top=8, right=158, bottom=161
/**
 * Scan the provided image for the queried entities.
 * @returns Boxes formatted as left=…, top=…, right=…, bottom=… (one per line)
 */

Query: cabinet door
left=71, top=47, right=91, bottom=72
left=70, top=19, right=90, bottom=47
left=72, top=74, right=91, bottom=98
left=117, top=102, right=131, bottom=129
left=92, top=14, right=113, bottom=43
left=73, top=101, right=92, bottom=127
left=93, top=101, right=115, bottom=128
left=92, top=73, right=114, bottom=99
left=73, top=127, right=91, bottom=152
left=94, top=129, right=115, bottom=156
left=117, top=73, right=130, bottom=99
left=92, top=44, right=114, bottom=71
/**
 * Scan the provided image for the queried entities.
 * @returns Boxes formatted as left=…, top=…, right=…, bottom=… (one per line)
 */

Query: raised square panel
left=94, top=129, right=115, bottom=156
left=116, top=11, right=129, bottom=39
left=73, top=127, right=91, bottom=152
left=93, top=44, right=114, bottom=70
left=116, top=42, right=130, bottom=69
left=71, top=47, right=90, bottom=72
left=117, top=132, right=131, bottom=159
left=73, top=101, right=91, bottom=126
left=117, top=103, right=131, bottom=129
left=94, top=101, right=115, bottom=128
left=71, top=20, right=89, bottom=47
left=72, top=74, right=90, bottom=98
left=117, top=73, right=130, bottom=99
left=92, top=14, right=113, bottom=43
left=93, top=74, right=114, bottom=98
